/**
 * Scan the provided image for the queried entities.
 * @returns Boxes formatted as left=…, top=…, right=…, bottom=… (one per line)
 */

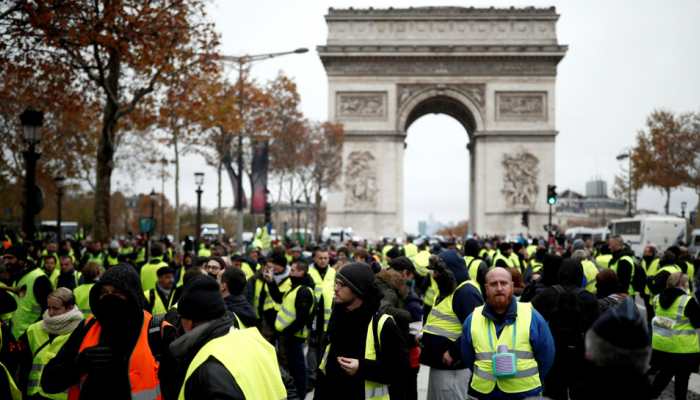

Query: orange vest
left=67, top=311, right=161, bottom=400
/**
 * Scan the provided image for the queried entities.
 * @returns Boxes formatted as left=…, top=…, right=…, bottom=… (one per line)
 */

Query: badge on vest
left=492, top=344, right=517, bottom=378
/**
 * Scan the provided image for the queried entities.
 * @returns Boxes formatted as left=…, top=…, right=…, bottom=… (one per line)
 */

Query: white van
left=322, top=227, right=353, bottom=244
left=609, top=215, right=686, bottom=257
left=565, top=226, right=609, bottom=242
left=201, top=223, right=225, bottom=238
left=689, top=229, right=700, bottom=257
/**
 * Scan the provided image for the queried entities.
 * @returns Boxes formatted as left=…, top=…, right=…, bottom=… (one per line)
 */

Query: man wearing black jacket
left=608, top=236, right=635, bottom=295
left=314, top=262, right=408, bottom=400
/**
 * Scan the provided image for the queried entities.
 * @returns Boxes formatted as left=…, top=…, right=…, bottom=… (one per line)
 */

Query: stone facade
left=319, top=7, right=567, bottom=238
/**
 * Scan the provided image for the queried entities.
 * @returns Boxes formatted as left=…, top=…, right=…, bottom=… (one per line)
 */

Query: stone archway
left=318, top=6, right=567, bottom=239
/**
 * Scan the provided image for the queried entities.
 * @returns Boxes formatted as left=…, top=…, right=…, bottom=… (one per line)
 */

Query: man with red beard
left=461, top=267, right=555, bottom=400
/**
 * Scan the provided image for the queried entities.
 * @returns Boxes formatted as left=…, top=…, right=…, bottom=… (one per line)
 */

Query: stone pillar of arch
left=318, top=6, right=567, bottom=239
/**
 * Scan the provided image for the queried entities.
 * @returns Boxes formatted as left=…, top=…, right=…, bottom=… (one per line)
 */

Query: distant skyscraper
left=418, top=221, right=427, bottom=236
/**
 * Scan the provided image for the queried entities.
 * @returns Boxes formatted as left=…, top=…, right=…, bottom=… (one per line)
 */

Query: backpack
left=548, top=285, right=586, bottom=354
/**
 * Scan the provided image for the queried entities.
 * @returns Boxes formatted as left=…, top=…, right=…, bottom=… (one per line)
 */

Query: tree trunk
left=314, top=188, right=322, bottom=241
left=93, top=49, right=121, bottom=242
left=222, top=158, right=242, bottom=209
left=664, top=187, right=671, bottom=215
left=173, top=131, right=181, bottom=249
left=217, top=161, right=223, bottom=241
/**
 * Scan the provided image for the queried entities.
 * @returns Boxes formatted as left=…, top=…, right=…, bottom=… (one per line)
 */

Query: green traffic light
left=547, top=197, right=556, bottom=205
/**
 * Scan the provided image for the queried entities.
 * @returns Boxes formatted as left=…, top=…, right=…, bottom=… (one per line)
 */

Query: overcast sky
left=121, top=0, right=700, bottom=234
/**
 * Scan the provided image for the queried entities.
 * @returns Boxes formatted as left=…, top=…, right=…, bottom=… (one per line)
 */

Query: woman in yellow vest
left=20, top=287, right=83, bottom=400
left=650, top=272, right=700, bottom=399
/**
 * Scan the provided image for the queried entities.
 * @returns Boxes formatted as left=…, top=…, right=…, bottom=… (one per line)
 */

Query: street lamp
left=54, top=176, right=65, bottom=242
left=681, top=201, right=687, bottom=218
left=616, top=151, right=633, bottom=217
left=159, top=157, right=168, bottom=238
left=19, top=108, right=44, bottom=241
left=220, top=47, right=309, bottom=249
left=194, top=172, right=204, bottom=253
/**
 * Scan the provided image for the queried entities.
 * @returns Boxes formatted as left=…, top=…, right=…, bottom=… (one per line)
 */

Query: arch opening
left=404, top=95, right=477, bottom=135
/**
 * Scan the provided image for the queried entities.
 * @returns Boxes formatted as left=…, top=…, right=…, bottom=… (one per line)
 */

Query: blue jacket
left=461, top=297, right=555, bottom=400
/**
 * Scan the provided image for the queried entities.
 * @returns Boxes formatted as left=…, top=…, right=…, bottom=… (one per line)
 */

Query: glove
left=77, top=346, right=115, bottom=372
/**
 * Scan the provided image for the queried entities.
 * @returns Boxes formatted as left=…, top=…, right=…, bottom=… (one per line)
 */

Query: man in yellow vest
left=315, top=262, right=408, bottom=400
left=608, top=236, right=636, bottom=295
left=492, top=243, right=514, bottom=269
left=275, top=260, right=315, bottom=396
left=404, top=236, right=418, bottom=263
left=461, top=267, right=555, bottom=399
left=421, top=250, right=484, bottom=399
left=140, top=243, right=169, bottom=292
left=168, top=274, right=287, bottom=399
left=4, top=245, right=52, bottom=339
left=57, top=253, right=81, bottom=291
left=144, top=266, right=179, bottom=316
left=307, top=247, right=336, bottom=390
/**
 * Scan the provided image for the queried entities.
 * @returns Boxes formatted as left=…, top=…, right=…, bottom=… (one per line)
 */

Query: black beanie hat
left=4, top=245, right=27, bottom=261
left=337, top=262, right=375, bottom=298
left=178, top=275, right=226, bottom=322
left=268, top=249, right=287, bottom=268
left=388, top=256, right=415, bottom=274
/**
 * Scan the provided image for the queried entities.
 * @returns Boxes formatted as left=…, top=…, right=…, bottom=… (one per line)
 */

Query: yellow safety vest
left=404, top=243, right=418, bottom=262
left=651, top=294, right=700, bottom=354
left=643, top=258, right=661, bottom=295
left=274, top=285, right=315, bottom=339
left=466, top=257, right=482, bottom=282
left=595, top=254, right=613, bottom=269
left=48, top=267, right=60, bottom=289
left=414, top=250, right=431, bottom=277
left=308, top=265, right=336, bottom=333
left=73, top=283, right=95, bottom=317
left=106, top=255, right=120, bottom=267
left=263, top=278, right=292, bottom=313
left=423, top=280, right=481, bottom=341
left=424, top=274, right=439, bottom=308
left=140, top=258, right=168, bottom=292
left=492, top=253, right=513, bottom=269
left=530, top=260, right=543, bottom=274
left=178, top=327, right=286, bottom=400
left=320, top=314, right=393, bottom=400
left=526, top=245, right=537, bottom=258
left=470, top=302, right=541, bottom=394
left=26, top=321, right=73, bottom=400
left=610, top=255, right=637, bottom=295
left=240, top=262, right=255, bottom=280
left=509, top=253, right=522, bottom=271
left=145, top=288, right=176, bottom=316
left=581, top=260, right=599, bottom=294
left=12, top=268, right=47, bottom=339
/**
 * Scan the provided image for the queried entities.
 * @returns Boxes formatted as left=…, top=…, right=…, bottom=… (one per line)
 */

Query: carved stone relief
left=345, top=151, right=378, bottom=208
left=397, top=83, right=485, bottom=111
left=323, top=59, right=559, bottom=77
left=496, top=91, right=547, bottom=121
left=337, top=92, right=387, bottom=119
left=501, top=150, right=540, bottom=209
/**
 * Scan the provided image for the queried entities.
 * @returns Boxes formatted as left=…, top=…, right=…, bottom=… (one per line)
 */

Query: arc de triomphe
left=318, top=7, right=567, bottom=239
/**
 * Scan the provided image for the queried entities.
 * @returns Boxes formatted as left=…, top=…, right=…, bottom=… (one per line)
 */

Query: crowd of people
left=0, top=229, right=698, bottom=400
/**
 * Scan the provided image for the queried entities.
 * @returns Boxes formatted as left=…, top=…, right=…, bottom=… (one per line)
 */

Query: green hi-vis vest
left=530, top=260, right=543, bottom=274
left=423, top=273, right=439, bottom=307
left=106, top=255, right=120, bottom=267
left=652, top=294, right=700, bottom=354
left=642, top=258, right=661, bottom=295
left=26, top=321, right=73, bottom=400
left=274, top=285, right=315, bottom=339
left=509, top=254, right=521, bottom=271
left=135, top=248, right=146, bottom=265
left=178, top=327, right=286, bottom=400
left=610, top=255, right=637, bottom=295
left=308, top=265, right=336, bottom=333
left=423, top=280, right=481, bottom=341
left=414, top=250, right=431, bottom=277
left=145, top=288, right=176, bottom=316
left=492, top=253, right=513, bottom=269
left=595, top=254, right=613, bottom=269
left=526, top=245, right=537, bottom=258
left=47, top=268, right=60, bottom=289
left=241, top=262, right=255, bottom=280
left=12, top=268, right=47, bottom=339
left=466, top=257, right=482, bottom=282
left=0, top=327, right=21, bottom=400
left=581, top=260, right=599, bottom=294
left=470, top=302, right=541, bottom=395
left=140, top=258, right=168, bottom=292
left=320, top=314, right=393, bottom=400
left=73, top=283, right=94, bottom=317
left=264, top=278, right=292, bottom=312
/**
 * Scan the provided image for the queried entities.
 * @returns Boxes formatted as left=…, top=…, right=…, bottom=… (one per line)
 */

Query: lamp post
left=194, top=172, right=204, bottom=253
left=159, top=157, right=168, bottom=238
left=616, top=151, right=633, bottom=217
left=220, top=47, right=309, bottom=249
left=681, top=201, right=687, bottom=218
left=147, top=189, right=156, bottom=260
left=19, top=108, right=44, bottom=241
left=54, top=176, right=65, bottom=242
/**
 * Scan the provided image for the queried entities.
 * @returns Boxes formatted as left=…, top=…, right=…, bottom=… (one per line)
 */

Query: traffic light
left=521, top=211, right=529, bottom=228
left=547, top=184, right=557, bottom=205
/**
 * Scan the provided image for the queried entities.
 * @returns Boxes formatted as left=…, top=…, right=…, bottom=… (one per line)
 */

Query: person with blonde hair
left=650, top=271, right=700, bottom=399
left=20, top=287, right=83, bottom=399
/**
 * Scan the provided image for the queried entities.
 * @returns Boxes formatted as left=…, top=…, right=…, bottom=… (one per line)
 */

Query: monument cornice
left=326, top=6, right=560, bottom=20
left=318, top=44, right=568, bottom=58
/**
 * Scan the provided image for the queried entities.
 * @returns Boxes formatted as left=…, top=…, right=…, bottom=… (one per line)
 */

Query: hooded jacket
left=41, top=264, right=151, bottom=400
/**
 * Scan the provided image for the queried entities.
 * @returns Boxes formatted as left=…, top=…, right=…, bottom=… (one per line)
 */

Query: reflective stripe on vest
left=610, top=255, right=636, bottom=295
left=27, top=321, right=72, bottom=400
left=178, top=327, right=286, bottom=400
left=67, top=312, right=161, bottom=400
left=309, top=265, right=336, bottom=332
left=12, top=268, right=47, bottom=339
left=652, top=294, right=700, bottom=353
left=423, top=280, right=480, bottom=341
left=470, top=302, right=541, bottom=394
left=274, top=285, right=315, bottom=339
